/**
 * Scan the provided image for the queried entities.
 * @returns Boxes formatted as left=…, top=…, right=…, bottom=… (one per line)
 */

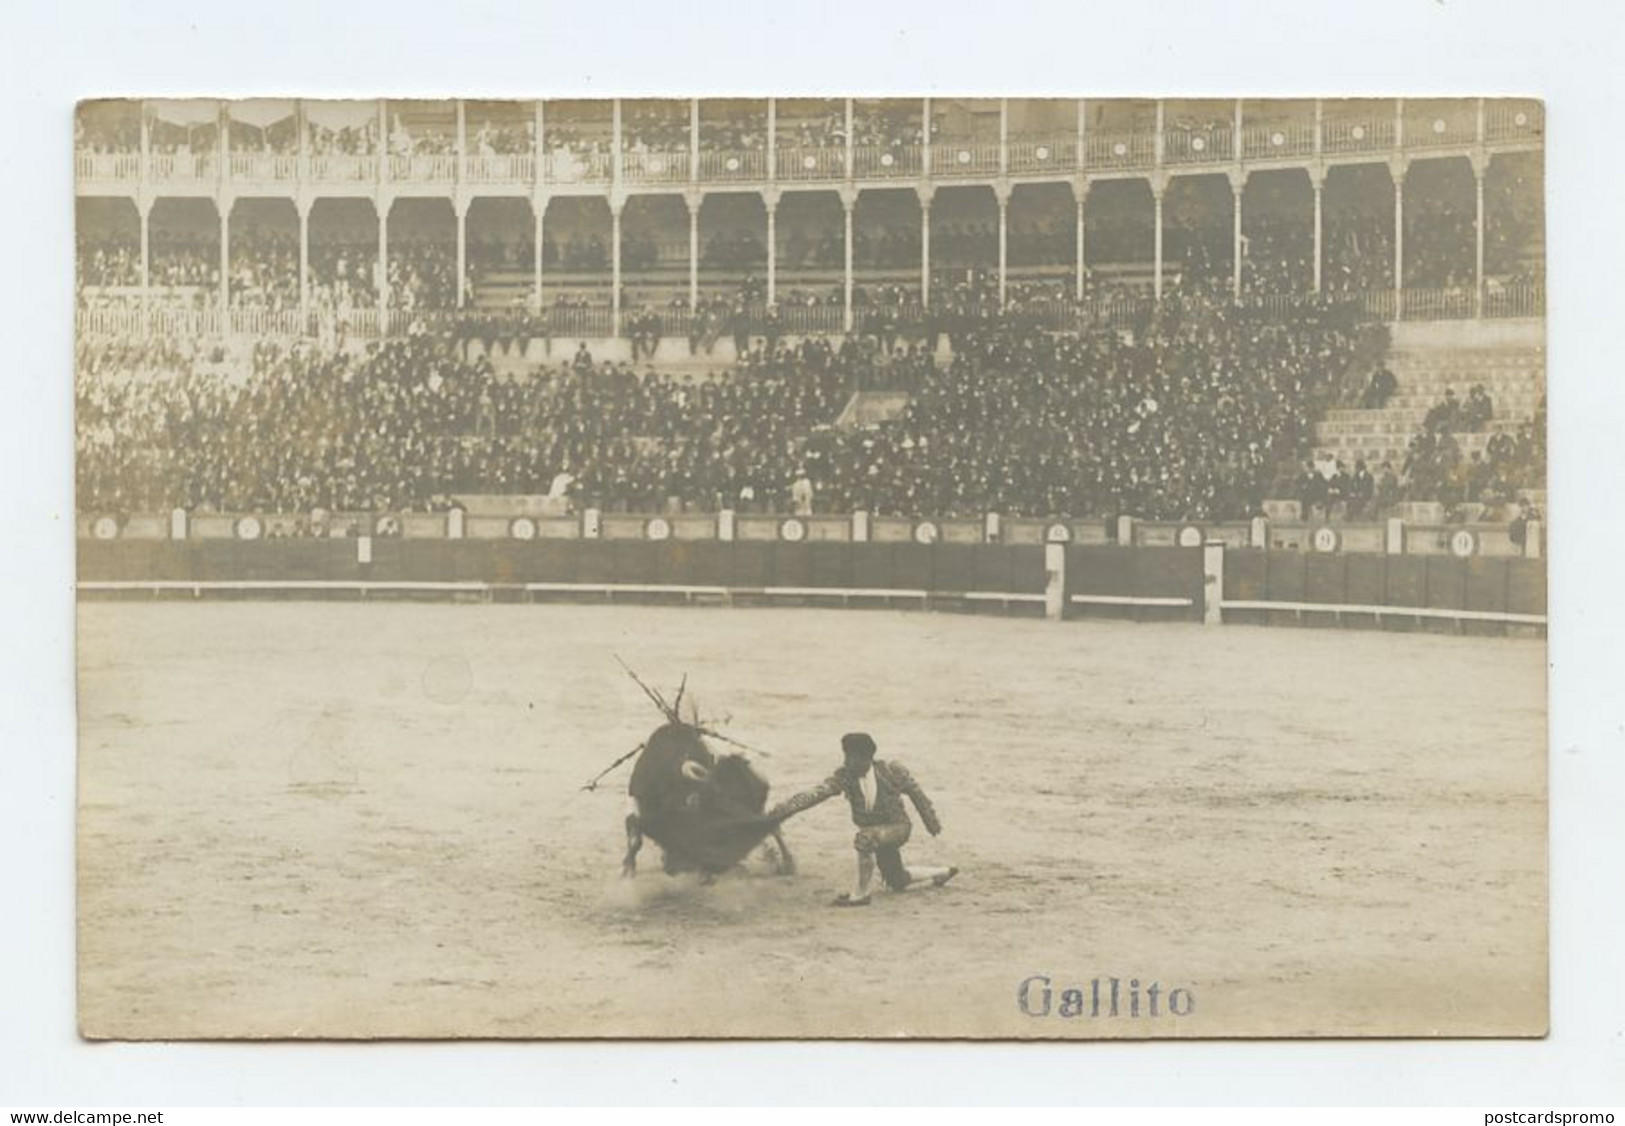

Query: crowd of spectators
left=76, top=330, right=851, bottom=514
left=228, top=230, right=300, bottom=310
left=148, top=121, right=217, bottom=157
left=308, top=238, right=378, bottom=310
left=78, top=232, right=143, bottom=287
left=1400, top=386, right=1544, bottom=510
left=308, top=120, right=379, bottom=156
left=771, top=105, right=932, bottom=151
left=229, top=118, right=299, bottom=155
left=387, top=117, right=455, bottom=156
left=468, top=119, right=534, bottom=156
left=77, top=293, right=1386, bottom=522
left=76, top=112, right=140, bottom=155
left=382, top=242, right=455, bottom=310
left=621, top=107, right=690, bottom=152
left=697, top=116, right=768, bottom=151
left=149, top=234, right=218, bottom=288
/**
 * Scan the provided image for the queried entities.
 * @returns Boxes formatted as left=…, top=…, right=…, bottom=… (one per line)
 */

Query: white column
left=532, top=196, right=545, bottom=313
left=1152, top=179, right=1165, bottom=302
left=686, top=192, right=699, bottom=309
left=765, top=190, right=778, bottom=305
left=842, top=188, right=855, bottom=332
left=922, top=96, right=932, bottom=177
left=456, top=100, right=466, bottom=182
left=1473, top=158, right=1486, bottom=318
left=1075, top=181, right=1088, bottom=301
left=999, top=98, right=1009, bottom=176
left=533, top=99, right=545, bottom=191
left=1231, top=173, right=1244, bottom=302
left=690, top=98, right=700, bottom=183
left=610, top=197, right=623, bottom=332
left=996, top=188, right=1009, bottom=309
left=378, top=198, right=390, bottom=325
left=218, top=201, right=230, bottom=326
left=297, top=199, right=309, bottom=324
left=844, top=98, right=854, bottom=178
left=1393, top=163, right=1405, bottom=320
left=218, top=102, right=230, bottom=192
left=766, top=98, right=777, bottom=182
left=455, top=200, right=468, bottom=308
left=139, top=99, right=150, bottom=188
left=1046, top=545, right=1072, bottom=623
left=138, top=200, right=150, bottom=305
left=611, top=99, right=622, bottom=187
left=919, top=186, right=932, bottom=306
left=1044, top=542, right=1066, bottom=622
left=296, top=98, right=307, bottom=181
left=1311, top=170, right=1324, bottom=294
left=1076, top=98, right=1087, bottom=173
left=1202, top=541, right=1225, bottom=627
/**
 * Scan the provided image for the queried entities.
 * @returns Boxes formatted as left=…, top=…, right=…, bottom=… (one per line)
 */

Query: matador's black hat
left=841, top=732, right=877, bottom=758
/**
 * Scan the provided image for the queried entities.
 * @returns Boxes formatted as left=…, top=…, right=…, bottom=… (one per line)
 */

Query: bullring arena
left=75, top=96, right=1547, bottom=1039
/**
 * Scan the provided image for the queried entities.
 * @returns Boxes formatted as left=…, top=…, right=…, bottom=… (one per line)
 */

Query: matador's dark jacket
left=769, top=759, right=942, bottom=834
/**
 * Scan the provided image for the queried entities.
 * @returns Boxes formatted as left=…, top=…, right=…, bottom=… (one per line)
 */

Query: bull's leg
left=622, top=812, right=643, bottom=878
left=770, top=828, right=797, bottom=876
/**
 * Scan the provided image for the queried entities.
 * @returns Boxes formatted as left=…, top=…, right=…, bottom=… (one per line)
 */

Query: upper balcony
left=74, top=97, right=1545, bottom=198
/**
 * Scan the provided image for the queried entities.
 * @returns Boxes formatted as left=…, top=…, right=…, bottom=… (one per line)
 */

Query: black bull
left=622, top=722, right=795, bottom=877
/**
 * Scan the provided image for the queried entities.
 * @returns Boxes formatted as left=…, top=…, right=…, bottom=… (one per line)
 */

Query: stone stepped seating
left=1318, top=414, right=1525, bottom=437
left=1313, top=325, right=1545, bottom=469
left=1317, top=430, right=1507, bottom=467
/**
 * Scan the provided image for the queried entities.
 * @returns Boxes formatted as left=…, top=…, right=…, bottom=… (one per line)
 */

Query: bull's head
left=680, top=760, right=711, bottom=783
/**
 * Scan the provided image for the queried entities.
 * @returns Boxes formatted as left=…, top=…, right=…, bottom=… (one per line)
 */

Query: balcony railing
left=1085, top=132, right=1155, bottom=170
left=697, top=149, right=768, bottom=182
left=1240, top=123, right=1316, bottom=160
left=76, top=152, right=143, bottom=181
left=228, top=308, right=306, bottom=337
left=75, top=281, right=1547, bottom=348
left=73, top=106, right=1547, bottom=196
left=543, top=148, right=613, bottom=185
left=230, top=152, right=299, bottom=182
left=388, top=153, right=457, bottom=182
left=933, top=140, right=1001, bottom=176
left=545, top=304, right=615, bottom=337
left=621, top=149, right=691, bottom=185
left=777, top=303, right=847, bottom=335
left=852, top=144, right=923, bottom=179
left=1400, top=286, right=1475, bottom=320
left=148, top=152, right=217, bottom=183
left=1485, top=104, right=1543, bottom=143
left=1482, top=280, right=1545, bottom=319
left=1406, top=116, right=1478, bottom=149
left=775, top=146, right=846, bottom=182
left=1007, top=137, right=1076, bottom=175
left=463, top=154, right=534, bottom=184
left=1162, top=128, right=1233, bottom=164
left=308, top=153, right=378, bottom=182
left=1320, top=118, right=1396, bottom=155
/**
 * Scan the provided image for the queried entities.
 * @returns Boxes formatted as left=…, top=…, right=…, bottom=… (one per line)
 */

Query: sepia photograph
left=73, top=95, right=1548, bottom=1040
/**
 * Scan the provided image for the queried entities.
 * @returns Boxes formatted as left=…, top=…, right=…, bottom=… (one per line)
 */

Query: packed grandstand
left=74, top=97, right=1546, bottom=528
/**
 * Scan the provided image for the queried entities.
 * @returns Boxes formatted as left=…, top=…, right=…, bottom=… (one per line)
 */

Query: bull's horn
left=680, top=761, right=711, bottom=782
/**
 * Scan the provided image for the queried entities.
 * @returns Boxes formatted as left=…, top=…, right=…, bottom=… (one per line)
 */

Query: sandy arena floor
left=76, top=602, right=1546, bottom=1038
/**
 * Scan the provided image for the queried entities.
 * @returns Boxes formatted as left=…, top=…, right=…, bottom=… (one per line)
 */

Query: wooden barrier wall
left=77, top=540, right=1546, bottom=634
left=76, top=538, right=1051, bottom=596
left=1222, top=549, right=1547, bottom=633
